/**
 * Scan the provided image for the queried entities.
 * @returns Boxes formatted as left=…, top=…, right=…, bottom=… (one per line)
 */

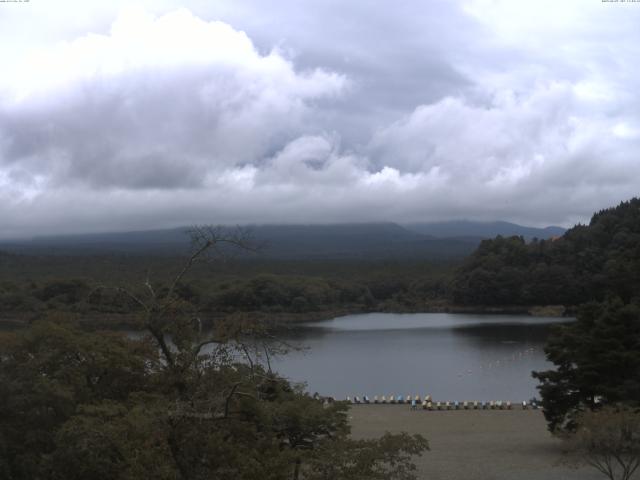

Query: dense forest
left=452, top=198, right=640, bottom=307
left=0, top=255, right=453, bottom=328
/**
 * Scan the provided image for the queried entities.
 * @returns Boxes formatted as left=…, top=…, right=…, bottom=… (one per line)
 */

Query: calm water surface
left=270, top=313, right=570, bottom=402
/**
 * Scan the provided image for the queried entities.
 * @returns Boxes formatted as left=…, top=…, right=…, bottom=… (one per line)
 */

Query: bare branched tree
left=93, top=226, right=284, bottom=391
left=123, top=226, right=255, bottom=366
left=566, top=406, right=640, bottom=480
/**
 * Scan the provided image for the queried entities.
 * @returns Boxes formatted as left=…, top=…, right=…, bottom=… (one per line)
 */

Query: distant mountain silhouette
left=0, top=221, right=565, bottom=260
left=241, top=223, right=476, bottom=259
left=403, top=220, right=565, bottom=240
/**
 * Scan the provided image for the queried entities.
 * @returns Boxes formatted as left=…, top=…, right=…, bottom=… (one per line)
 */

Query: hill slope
left=1, top=223, right=480, bottom=260
left=452, top=198, right=640, bottom=306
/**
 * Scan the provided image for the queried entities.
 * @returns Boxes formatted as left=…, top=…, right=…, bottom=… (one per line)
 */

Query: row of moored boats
left=345, top=395, right=540, bottom=410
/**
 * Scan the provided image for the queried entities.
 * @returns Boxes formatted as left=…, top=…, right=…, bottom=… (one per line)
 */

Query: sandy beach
left=349, top=405, right=604, bottom=480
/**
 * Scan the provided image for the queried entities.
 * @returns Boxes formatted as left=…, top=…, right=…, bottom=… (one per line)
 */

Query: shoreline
left=0, top=304, right=571, bottom=331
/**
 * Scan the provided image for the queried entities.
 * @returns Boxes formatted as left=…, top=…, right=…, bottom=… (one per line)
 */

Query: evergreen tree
left=532, top=300, right=640, bottom=432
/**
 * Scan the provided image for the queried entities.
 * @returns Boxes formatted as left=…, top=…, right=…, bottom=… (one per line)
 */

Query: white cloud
left=367, top=80, right=640, bottom=220
left=0, top=7, right=346, bottom=191
left=461, top=0, right=596, bottom=41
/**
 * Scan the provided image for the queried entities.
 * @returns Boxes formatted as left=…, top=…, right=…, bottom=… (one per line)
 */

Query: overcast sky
left=1, top=0, right=639, bottom=237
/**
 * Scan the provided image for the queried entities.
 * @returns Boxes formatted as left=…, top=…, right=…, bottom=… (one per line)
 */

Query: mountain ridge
left=404, top=220, right=565, bottom=239
left=0, top=221, right=566, bottom=260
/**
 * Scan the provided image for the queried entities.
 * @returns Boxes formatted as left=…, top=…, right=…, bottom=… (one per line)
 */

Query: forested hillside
left=452, top=198, right=640, bottom=306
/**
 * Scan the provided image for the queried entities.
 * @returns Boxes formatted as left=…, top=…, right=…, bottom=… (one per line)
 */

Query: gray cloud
left=0, top=10, right=345, bottom=193
left=0, top=1, right=639, bottom=238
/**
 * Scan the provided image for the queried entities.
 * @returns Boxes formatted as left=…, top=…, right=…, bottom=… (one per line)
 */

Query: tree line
left=0, top=259, right=452, bottom=325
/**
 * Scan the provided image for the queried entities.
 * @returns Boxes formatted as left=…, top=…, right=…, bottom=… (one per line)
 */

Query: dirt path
left=349, top=406, right=605, bottom=480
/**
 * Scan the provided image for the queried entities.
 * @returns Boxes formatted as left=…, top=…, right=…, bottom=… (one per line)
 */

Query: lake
left=269, top=313, right=570, bottom=402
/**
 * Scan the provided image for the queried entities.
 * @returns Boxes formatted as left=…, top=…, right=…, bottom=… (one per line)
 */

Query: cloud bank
left=1, top=2, right=639, bottom=237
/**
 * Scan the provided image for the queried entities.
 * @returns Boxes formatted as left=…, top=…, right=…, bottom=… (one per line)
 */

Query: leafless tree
left=95, top=226, right=289, bottom=392
left=566, top=406, right=640, bottom=480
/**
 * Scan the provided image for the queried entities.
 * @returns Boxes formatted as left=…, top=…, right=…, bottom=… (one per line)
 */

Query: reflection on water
left=270, top=313, right=570, bottom=401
